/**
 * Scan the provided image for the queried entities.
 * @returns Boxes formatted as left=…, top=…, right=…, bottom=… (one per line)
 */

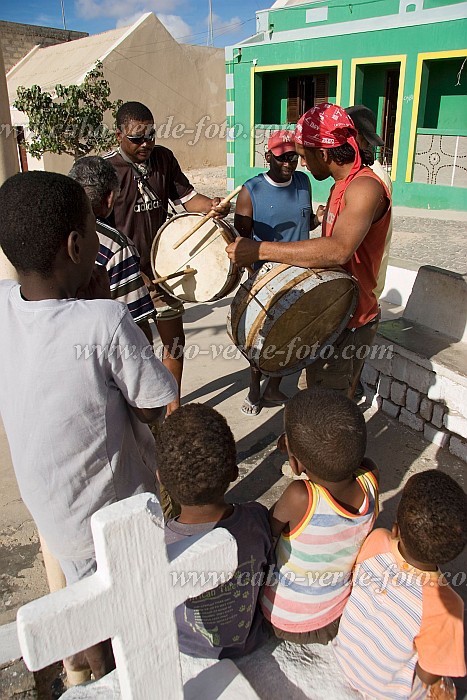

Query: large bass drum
left=151, top=212, right=242, bottom=303
left=227, top=263, right=358, bottom=377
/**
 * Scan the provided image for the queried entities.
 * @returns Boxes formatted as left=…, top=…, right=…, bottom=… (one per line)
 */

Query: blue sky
left=1, top=0, right=263, bottom=48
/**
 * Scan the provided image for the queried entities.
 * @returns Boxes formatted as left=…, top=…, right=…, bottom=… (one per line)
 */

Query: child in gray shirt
left=157, top=403, right=273, bottom=659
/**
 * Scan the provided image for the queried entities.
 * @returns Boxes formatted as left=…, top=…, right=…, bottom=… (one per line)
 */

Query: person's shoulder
left=346, top=168, right=384, bottom=201
left=234, top=502, right=272, bottom=541
left=237, top=501, right=269, bottom=518
left=244, top=173, right=265, bottom=192
left=102, top=149, right=120, bottom=163
left=423, top=574, right=465, bottom=613
left=0, top=279, right=16, bottom=294
left=294, top=171, right=310, bottom=186
left=152, top=145, right=177, bottom=162
left=370, top=161, right=393, bottom=193
left=357, top=528, right=392, bottom=563
left=75, top=297, right=128, bottom=326
left=96, top=219, right=129, bottom=251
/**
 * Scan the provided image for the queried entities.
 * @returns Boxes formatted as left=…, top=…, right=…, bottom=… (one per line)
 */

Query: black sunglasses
left=125, top=129, right=156, bottom=145
left=272, top=152, right=299, bottom=162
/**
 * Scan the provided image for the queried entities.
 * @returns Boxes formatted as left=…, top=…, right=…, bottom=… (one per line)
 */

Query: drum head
left=151, top=213, right=235, bottom=303
left=228, top=264, right=359, bottom=377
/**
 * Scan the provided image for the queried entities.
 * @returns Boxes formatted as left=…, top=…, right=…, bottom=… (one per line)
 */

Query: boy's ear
left=391, top=522, right=399, bottom=539
left=67, top=231, right=81, bottom=264
left=288, top=454, right=305, bottom=476
left=231, top=464, right=239, bottom=482
left=155, top=468, right=161, bottom=484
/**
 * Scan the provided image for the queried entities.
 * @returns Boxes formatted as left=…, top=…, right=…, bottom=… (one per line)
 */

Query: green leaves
left=13, top=62, right=123, bottom=160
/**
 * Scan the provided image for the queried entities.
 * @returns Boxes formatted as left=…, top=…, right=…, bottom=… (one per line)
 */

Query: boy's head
left=397, top=470, right=467, bottom=565
left=284, top=387, right=366, bottom=481
left=0, top=171, right=97, bottom=280
left=156, top=404, right=237, bottom=506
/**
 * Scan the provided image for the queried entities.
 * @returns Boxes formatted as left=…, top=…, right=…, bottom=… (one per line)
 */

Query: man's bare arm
left=227, top=176, right=385, bottom=268
left=233, top=186, right=253, bottom=238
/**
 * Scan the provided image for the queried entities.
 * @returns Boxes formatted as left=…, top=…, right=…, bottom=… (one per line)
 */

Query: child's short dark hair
left=284, top=387, right=366, bottom=481
left=0, top=171, right=89, bottom=277
left=156, top=404, right=237, bottom=506
left=116, top=101, right=153, bottom=130
left=397, top=470, right=467, bottom=564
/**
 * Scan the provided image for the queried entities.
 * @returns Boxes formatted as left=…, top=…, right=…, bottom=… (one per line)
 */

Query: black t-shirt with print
left=104, top=147, right=194, bottom=276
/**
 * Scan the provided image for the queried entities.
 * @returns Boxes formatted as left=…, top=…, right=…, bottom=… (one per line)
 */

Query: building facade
left=7, top=14, right=227, bottom=173
left=225, top=0, right=467, bottom=210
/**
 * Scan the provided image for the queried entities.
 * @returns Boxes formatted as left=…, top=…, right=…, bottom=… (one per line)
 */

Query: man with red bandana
left=226, top=103, right=391, bottom=398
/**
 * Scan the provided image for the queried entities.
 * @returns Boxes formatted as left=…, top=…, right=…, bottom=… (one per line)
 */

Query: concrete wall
left=0, top=21, right=87, bottom=73
left=364, top=263, right=467, bottom=463
left=103, top=14, right=226, bottom=170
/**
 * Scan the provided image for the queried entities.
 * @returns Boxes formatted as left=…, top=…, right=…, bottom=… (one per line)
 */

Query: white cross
left=16, top=493, right=244, bottom=700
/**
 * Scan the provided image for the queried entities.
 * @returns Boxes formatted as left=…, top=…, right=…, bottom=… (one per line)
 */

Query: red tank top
left=322, top=167, right=391, bottom=328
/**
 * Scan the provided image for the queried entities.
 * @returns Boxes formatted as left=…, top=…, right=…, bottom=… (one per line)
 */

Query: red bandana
left=295, top=102, right=362, bottom=197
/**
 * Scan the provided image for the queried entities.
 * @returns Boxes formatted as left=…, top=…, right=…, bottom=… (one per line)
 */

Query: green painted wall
left=422, top=58, right=467, bottom=130
left=227, top=7, right=467, bottom=210
left=260, top=67, right=338, bottom=124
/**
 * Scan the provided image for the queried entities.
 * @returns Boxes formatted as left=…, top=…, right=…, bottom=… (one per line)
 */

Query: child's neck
left=307, top=473, right=363, bottom=514
left=397, top=539, right=438, bottom=572
left=177, top=501, right=234, bottom=525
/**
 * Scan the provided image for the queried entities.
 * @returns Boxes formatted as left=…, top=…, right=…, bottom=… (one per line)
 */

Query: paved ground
left=0, top=165, right=466, bottom=696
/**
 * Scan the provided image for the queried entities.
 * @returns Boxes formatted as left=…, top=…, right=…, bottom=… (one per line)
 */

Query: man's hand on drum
left=210, top=197, right=230, bottom=218
left=226, top=237, right=260, bottom=268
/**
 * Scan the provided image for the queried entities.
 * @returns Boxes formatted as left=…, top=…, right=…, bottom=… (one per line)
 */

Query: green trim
left=417, top=128, right=467, bottom=137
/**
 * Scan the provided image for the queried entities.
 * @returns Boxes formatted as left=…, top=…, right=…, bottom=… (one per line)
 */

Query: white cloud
left=115, top=11, right=192, bottom=39
left=211, top=13, right=243, bottom=34
left=157, top=14, right=192, bottom=41
left=115, top=12, right=146, bottom=28
left=75, top=0, right=178, bottom=20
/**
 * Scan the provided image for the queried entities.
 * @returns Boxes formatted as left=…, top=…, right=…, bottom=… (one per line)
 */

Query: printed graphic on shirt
left=184, top=555, right=260, bottom=647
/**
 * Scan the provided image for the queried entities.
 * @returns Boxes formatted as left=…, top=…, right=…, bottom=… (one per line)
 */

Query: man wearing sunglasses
left=104, top=101, right=230, bottom=415
left=234, top=130, right=323, bottom=415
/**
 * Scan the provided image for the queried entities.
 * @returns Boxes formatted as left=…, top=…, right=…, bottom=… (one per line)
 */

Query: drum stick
left=172, top=186, right=243, bottom=250
left=152, top=267, right=196, bottom=285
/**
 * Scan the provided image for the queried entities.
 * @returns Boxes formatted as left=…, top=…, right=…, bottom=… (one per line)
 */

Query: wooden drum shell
left=151, top=213, right=242, bottom=303
left=227, top=263, right=359, bottom=377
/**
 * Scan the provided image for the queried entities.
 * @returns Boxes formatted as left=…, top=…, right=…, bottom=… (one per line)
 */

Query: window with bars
left=286, top=73, right=329, bottom=123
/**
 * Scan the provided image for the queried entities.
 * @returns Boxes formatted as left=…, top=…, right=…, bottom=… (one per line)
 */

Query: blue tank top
left=244, top=171, right=311, bottom=243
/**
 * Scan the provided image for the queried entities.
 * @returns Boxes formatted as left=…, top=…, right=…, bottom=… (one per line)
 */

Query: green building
left=225, top=0, right=467, bottom=210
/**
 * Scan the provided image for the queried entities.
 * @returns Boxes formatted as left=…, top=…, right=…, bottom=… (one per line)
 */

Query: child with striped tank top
left=261, top=387, right=379, bottom=644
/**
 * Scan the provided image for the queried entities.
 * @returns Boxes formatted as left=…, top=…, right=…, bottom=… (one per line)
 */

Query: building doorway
left=352, top=59, right=403, bottom=179
left=381, top=70, right=400, bottom=169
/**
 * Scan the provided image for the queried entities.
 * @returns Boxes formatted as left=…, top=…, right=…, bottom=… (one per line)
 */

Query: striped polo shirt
left=96, top=219, right=154, bottom=324
left=261, top=470, right=378, bottom=632
left=334, top=529, right=466, bottom=699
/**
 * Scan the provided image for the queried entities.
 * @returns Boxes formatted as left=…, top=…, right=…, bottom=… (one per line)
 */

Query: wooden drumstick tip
left=152, top=267, right=197, bottom=285
left=172, top=185, right=243, bottom=250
